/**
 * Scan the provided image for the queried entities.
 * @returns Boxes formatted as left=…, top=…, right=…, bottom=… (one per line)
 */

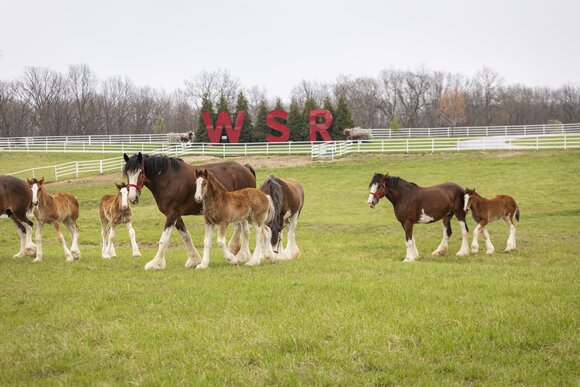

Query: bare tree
left=68, top=64, right=97, bottom=134
left=438, top=88, right=467, bottom=127
left=184, top=69, right=240, bottom=111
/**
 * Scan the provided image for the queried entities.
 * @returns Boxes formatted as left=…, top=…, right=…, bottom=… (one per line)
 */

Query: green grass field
left=0, top=150, right=578, bottom=385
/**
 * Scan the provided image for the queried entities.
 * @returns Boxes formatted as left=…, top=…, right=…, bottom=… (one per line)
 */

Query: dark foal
left=368, top=173, right=470, bottom=261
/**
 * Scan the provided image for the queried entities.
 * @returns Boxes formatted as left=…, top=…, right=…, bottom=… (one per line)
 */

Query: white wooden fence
left=1, top=123, right=579, bottom=154
left=6, top=134, right=580, bottom=181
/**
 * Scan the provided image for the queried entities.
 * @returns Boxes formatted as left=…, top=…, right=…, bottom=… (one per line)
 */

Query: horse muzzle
left=194, top=195, right=203, bottom=204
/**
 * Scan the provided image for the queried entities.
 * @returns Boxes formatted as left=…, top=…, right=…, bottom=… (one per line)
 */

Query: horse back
left=53, top=192, right=80, bottom=221
left=281, top=178, right=304, bottom=215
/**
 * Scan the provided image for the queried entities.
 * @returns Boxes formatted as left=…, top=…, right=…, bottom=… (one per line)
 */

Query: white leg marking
left=404, top=238, right=419, bottom=262
left=126, top=222, right=141, bottom=257
left=33, top=222, right=44, bottom=262
left=196, top=223, right=214, bottom=269
left=471, top=224, right=481, bottom=254
left=176, top=225, right=200, bottom=267
left=145, top=225, right=174, bottom=270
left=217, top=224, right=236, bottom=264
left=483, top=228, right=495, bottom=254
left=246, top=225, right=264, bottom=266
left=456, top=221, right=470, bottom=256
left=505, top=224, right=517, bottom=252
left=432, top=222, right=449, bottom=256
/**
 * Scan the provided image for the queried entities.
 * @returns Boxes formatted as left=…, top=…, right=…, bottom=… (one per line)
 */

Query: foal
left=194, top=169, right=275, bottom=268
left=99, top=183, right=141, bottom=259
left=259, top=175, right=304, bottom=260
left=28, top=178, right=80, bottom=262
left=464, top=188, right=520, bottom=254
left=368, top=173, right=470, bottom=261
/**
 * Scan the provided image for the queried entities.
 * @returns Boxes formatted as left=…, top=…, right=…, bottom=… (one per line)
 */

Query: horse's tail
left=515, top=206, right=520, bottom=222
left=244, top=163, right=256, bottom=178
left=260, top=176, right=283, bottom=245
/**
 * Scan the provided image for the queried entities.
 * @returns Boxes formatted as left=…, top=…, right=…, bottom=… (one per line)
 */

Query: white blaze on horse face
left=368, top=183, right=378, bottom=207
left=31, top=183, right=39, bottom=205
left=120, top=187, right=129, bottom=210
left=126, top=170, right=141, bottom=204
left=418, top=209, right=434, bottom=224
left=194, top=177, right=205, bottom=203
left=463, top=194, right=471, bottom=212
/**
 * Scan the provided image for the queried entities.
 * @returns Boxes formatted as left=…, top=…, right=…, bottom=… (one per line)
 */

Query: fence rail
left=5, top=134, right=580, bottom=181
left=1, top=123, right=579, bottom=153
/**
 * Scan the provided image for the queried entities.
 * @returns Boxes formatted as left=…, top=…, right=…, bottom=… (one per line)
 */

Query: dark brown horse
left=28, top=177, right=80, bottom=262
left=464, top=188, right=520, bottom=254
left=194, top=169, right=275, bottom=268
left=99, top=182, right=141, bottom=259
left=0, top=175, right=36, bottom=258
left=368, top=173, right=470, bottom=261
left=123, top=152, right=256, bottom=270
left=259, top=176, right=304, bottom=260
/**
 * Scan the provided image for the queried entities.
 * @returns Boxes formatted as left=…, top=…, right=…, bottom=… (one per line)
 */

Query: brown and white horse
left=28, top=177, right=80, bottom=262
left=463, top=188, right=520, bottom=254
left=0, top=175, right=36, bottom=258
left=99, top=182, right=141, bottom=259
left=194, top=169, right=275, bottom=268
left=123, top=153, right=256, bottom=270
left=259, top=176, right=304, bottom=260
left=368, top=173, right=470, bottom=261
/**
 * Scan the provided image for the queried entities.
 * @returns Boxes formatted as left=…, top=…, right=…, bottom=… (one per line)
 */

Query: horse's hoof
left=13, top=252, right=25, bottom=258
left=456, top=250, right=470, bottom=257
left=144, top=261, right=160, bottom=270
left=403, top=258, right=416, bottom=262
left=33, top=257, right=42, bottom=263
left=245, top=260, right=260, bottom=267
left=133, top=252, right=142, bottom=257
left=71, top=250, right=81, bottom=259
left=102, top=255, right=111, bottom=259
left=195, top=264, right=208, bottom=270
left=486, top=250, right=495, bottom=255
left=470, top=248, right=479, bottom=254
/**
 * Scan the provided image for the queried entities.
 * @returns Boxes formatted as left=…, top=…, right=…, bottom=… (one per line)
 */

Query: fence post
left=431, top=138, right=434, bottom=153
left=564, top=134, right=567, bottom=150
left=536, top=136, right=539, bottom=151
left=100, top=160, right=103, bottom=174
left=76, top=162, right=79, bottom=178
left=406, top=139, right=409, bottom=153
left=55, top=166, right=58, bottom=181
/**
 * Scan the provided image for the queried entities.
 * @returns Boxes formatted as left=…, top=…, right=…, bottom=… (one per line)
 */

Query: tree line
left=1, top=65, right=579, bottom=140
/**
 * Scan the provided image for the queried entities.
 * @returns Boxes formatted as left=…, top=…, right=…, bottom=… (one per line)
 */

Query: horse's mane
left=123, top=154, right=183, bottom=176
left=370, top=173, right=418, bottom=189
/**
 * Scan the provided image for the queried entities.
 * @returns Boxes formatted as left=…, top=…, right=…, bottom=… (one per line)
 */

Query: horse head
left=463, top=187, right=477, bottom=212
left=27, top=177, right=45, bottom=206
left=116, top=182, right=130, bottom=210
left=194, top=169, right=209, bottom=203
left=123, top=152, right=144, bottom=204
left=367, top=172, right=387, bottom=208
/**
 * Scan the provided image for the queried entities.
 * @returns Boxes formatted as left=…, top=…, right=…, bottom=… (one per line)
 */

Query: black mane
left=123, top=154, right=183, bottom=176
left=369, top=173, right=418, bottom=188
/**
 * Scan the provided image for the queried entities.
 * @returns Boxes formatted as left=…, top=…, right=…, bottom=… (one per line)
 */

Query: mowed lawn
left=0, top=150, right=578, bottom=385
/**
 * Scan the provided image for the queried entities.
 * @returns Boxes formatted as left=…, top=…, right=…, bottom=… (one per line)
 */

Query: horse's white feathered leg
left=196, top=223, right=214, bottom=269
left=456, top=221, right=470, bottom=256
left=482, top=227, right=495, bottom=254
left=432, top=222, right=449, bottom=256
left=471, top=224, right=481, bottom=254
left=145, top=225, right=173, bottom=270
left=126, top=222, right=141, bottom=257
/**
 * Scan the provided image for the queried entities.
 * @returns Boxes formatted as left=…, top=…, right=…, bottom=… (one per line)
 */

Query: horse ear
left=137, top=152, right=143, bottom=163
left=202, top=169, right=208, bottom=178
left=27, top=178, right=33, bottom=185
left=115, top=182, right=122, bottom=190
left=123, top=153, right=130, bottom=162
left=39, top=177, right=45, bottom=184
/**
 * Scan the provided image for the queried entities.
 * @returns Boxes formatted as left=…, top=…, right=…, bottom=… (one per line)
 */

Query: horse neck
left=37, top=188, right=54, bottom=209
left=205, top=176, right=225, bottom=203
left=386, top=181, right=416, bottom=204
left=470, top=194, right=486, bottom=210
left=115, top=193, right=123, bottom=210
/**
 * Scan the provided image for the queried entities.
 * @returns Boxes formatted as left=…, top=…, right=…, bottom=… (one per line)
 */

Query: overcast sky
left=1, top=0, right=579, bottom=99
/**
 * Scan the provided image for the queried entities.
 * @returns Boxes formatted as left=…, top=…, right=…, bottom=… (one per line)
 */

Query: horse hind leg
left=106, top=223, right=117, bottom=258
left=482, top=227, right=495, bottom=254
left=8, top=213, right=28, bottom=258
left=216, top=223, right=237, bottom=264
left=504, top=216, right=517, bottom=252
left=234, top=221, right=251, bottom=263
left=455, top=216, right=470, bottom=257
left=101, top=220, right=111, bottom=259
left=284, top=213, right=301, bottom=260
left=246, top=224, right=265, bottom=266
left=54, top=222, right=74, bottom=262
left=432, top=216, right=451, bottom=256
left=65, top=219, right=81, bottom=260
left=227, top=222, right=244, bottom=255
